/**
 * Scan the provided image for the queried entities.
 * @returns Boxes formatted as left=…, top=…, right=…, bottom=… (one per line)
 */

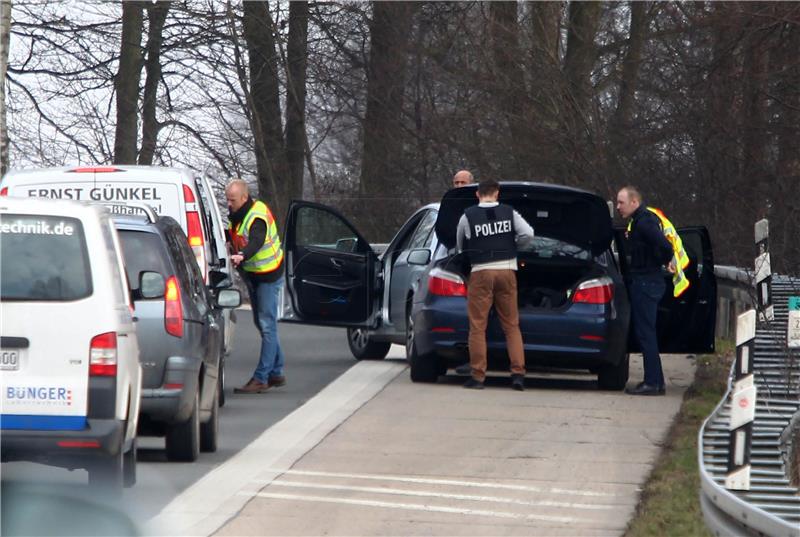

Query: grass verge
left=624, top=340, right=735, bottom=537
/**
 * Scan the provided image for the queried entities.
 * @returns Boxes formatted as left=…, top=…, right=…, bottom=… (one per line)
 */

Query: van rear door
left=0, top=212, right=95, bottom=430
left=7, top=167, right=183, bottom=221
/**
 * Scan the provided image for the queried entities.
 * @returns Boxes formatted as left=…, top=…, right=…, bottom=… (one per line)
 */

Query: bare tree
left=0, top=0, right=11, bottom=176
left=139, top=1, right=170, bottom=165
left=113, top=1, right=144, bottom=164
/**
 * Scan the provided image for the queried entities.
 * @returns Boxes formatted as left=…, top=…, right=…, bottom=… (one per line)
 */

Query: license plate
left=0, top=349, right=20, bottom=370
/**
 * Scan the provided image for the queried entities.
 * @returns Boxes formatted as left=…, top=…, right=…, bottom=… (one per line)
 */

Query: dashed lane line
left=267, top=479, right=617, bottom=510
left=243, top=491, right=586, bottom=524
left=257, top=468, right=623, bottom=498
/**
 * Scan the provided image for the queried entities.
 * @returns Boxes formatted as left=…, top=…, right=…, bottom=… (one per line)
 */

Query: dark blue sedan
left=279, top=182, right=717, bottom=390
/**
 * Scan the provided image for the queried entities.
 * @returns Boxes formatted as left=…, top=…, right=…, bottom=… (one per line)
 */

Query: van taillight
left=182, top=184, right=207, bottom=281
left=165, top=275, right=184, bottom=337
left=0, top=187, right=7, bottom=196
left=89, top=332, right=117, bottom=376
left=572, top=277, right=614, bottom=304
left=428, top=268, right=467, bottom=297
left=69, top=167, right=121, bottom=173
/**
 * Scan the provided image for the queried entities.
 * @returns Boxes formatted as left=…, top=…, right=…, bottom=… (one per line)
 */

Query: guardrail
left=700, top=268, right=800, bottom=536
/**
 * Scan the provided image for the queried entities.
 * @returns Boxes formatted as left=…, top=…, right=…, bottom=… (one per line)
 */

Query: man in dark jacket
left=616, top=186, right=675, bottom=396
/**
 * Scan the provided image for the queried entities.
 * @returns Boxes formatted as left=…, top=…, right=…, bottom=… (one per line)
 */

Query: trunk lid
left=435, top=182, right=613, bottom=257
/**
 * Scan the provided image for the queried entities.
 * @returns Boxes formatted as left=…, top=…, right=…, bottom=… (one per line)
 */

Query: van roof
left=2, top=165, right=198, bottom=181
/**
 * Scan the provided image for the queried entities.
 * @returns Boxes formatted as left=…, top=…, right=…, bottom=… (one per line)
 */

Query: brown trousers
left=467, top=269, right=525, bottom=381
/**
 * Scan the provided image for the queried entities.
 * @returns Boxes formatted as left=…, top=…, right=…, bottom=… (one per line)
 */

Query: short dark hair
left=477, top=179, right=500, bottom=196
left=621, top=185, right=642, bottom=203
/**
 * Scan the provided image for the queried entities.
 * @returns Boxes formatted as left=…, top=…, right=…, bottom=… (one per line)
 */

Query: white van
left=0, top=166, right=236, bottom=354
left=0, top=197, right=142, bottom=488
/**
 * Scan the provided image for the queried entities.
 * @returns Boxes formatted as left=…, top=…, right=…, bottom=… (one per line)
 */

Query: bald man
left=452, top=170, right=474, bottom=188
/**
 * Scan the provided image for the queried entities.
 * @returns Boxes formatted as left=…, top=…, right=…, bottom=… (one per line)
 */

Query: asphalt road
left=1, top=314, right=356, bottom=536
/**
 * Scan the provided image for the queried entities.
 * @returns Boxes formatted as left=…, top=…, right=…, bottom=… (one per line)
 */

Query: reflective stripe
left=229, top=200, right=283, bottom=274
left=627, top=207, right=691, bottom=298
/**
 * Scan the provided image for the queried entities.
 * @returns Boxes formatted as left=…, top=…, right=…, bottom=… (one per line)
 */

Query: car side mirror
left=215, top=288, right=241, bottom=309
left=407, top=249, right=431, bottom=266
left=139, top=271, right=166, bottom=299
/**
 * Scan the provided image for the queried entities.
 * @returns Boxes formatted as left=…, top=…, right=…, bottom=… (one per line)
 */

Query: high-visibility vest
left=627, top=207, right=690, bottom=297
left=229, top=200, right=284, bottom=274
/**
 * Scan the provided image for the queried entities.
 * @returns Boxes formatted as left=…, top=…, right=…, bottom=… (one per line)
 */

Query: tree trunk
left=0, top=0, right=11, bottom=177
left=284, top=1, right=308, bottom=203
left=608, top=1, right=648, bottom=180
left=529, top=1, right=560, bottom=63
left=138, top=1, right=170, bottom=166
left=359, top=0, right=418, bottom=238
left=489, top=1, right=528, bottom=180
left=563, top=1, right=601, bottom=116
left=243, top=0, right=290, bottom=219
left=113, top=1, right=144, bottom=165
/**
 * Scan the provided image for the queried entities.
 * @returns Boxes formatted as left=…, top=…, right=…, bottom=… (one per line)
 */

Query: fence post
left=754, top=219, right=773, bottom=323
left=725, top=219, right=770, bottom=490
left=727, top=310, right=756, bottom=490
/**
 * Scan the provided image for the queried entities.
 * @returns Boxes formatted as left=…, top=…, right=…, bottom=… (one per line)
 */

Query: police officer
left=226, top=179, right=287, bottom=394
left=616, top=185, right=674, bottom=396
left=457, top=179, right=534, bottom=390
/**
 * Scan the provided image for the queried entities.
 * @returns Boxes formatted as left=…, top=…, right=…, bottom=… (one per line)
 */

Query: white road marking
left=244, top=491, right=584, bottom=524
left=144, top=359, right=406, bottom=536
left=268, top=479, right=616, bottom=510
left=259, top=468, right=620, bottom=498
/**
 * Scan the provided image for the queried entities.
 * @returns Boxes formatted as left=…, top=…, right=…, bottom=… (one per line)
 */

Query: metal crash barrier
left=700, top=223, right=800, bottom=536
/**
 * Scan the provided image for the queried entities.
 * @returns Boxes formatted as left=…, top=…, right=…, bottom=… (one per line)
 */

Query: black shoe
left=511, top=374, right=525, bottom=391
left=454, top=363, right=472, bottom=376
left=625, top=383, right=665, bottom=396
left=463, top=378, right=484, bottom=390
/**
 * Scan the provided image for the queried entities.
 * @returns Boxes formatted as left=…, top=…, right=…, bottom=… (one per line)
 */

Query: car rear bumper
left=413, top=300, right=628, bottom=369
left=139, top=356, right=201, bottom=424
left=0, top=418, right=126, bottom=468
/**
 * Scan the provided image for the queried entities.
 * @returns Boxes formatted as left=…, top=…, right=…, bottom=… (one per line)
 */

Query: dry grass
left=624, top=340, right=735, bottom=537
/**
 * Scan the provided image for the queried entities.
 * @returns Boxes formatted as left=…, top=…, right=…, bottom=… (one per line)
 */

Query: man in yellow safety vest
left=616, top=185, right=678, bottom=396
left=226, top=178, right=286, bottom=394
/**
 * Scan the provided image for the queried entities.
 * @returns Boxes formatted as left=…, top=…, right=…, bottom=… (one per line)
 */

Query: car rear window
left=117, top=230, right=170, bottom=292
left=0, top=214, right=92, bottom=301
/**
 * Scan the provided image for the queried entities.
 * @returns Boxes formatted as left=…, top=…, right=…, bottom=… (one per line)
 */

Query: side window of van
left=0, top=214, right=92, bottom=301
left=101, top=217, right=130, bottom=305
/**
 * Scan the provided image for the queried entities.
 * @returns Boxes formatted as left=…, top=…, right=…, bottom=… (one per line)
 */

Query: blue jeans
left=247, top=277, right=285, bottom=383
left=629, top=274, right=666, bottom=386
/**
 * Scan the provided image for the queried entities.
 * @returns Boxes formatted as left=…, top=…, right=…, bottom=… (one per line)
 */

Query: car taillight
left=0, top=187, right=7, bottom=196
left=165, top=275, right=184, bottom=337
left=183, top=184, right=207, bottom=281
left=89, top=332, right=117, bottom=376
left=428, top=268, right=467, bottom=297
left=572, top=277, right=614, bottom=304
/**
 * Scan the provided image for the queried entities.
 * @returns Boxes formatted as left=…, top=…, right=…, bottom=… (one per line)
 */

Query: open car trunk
left=516, top=255, right=602, bottom=310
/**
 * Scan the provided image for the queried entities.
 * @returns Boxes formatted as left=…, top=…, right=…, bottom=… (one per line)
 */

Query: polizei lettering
left=473, top=219, right=512, bottom=237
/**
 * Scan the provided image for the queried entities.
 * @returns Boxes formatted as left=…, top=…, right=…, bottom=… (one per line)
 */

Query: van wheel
left=200, top=387, right=219, bottom=453
left=166, top=391, right=200, bottom=462
left=123, top=440, right=137, bottom=488
left=346, top=327, right=391, bottom=360
left=597, top=353, right=630, bottom=390
left=88, top=450, right=124, bottom=492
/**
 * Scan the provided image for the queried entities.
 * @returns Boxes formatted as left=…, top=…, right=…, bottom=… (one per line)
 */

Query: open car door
left=615, top=226, right=717, bottom=354
left=279, top=201, right=380, bottom=327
